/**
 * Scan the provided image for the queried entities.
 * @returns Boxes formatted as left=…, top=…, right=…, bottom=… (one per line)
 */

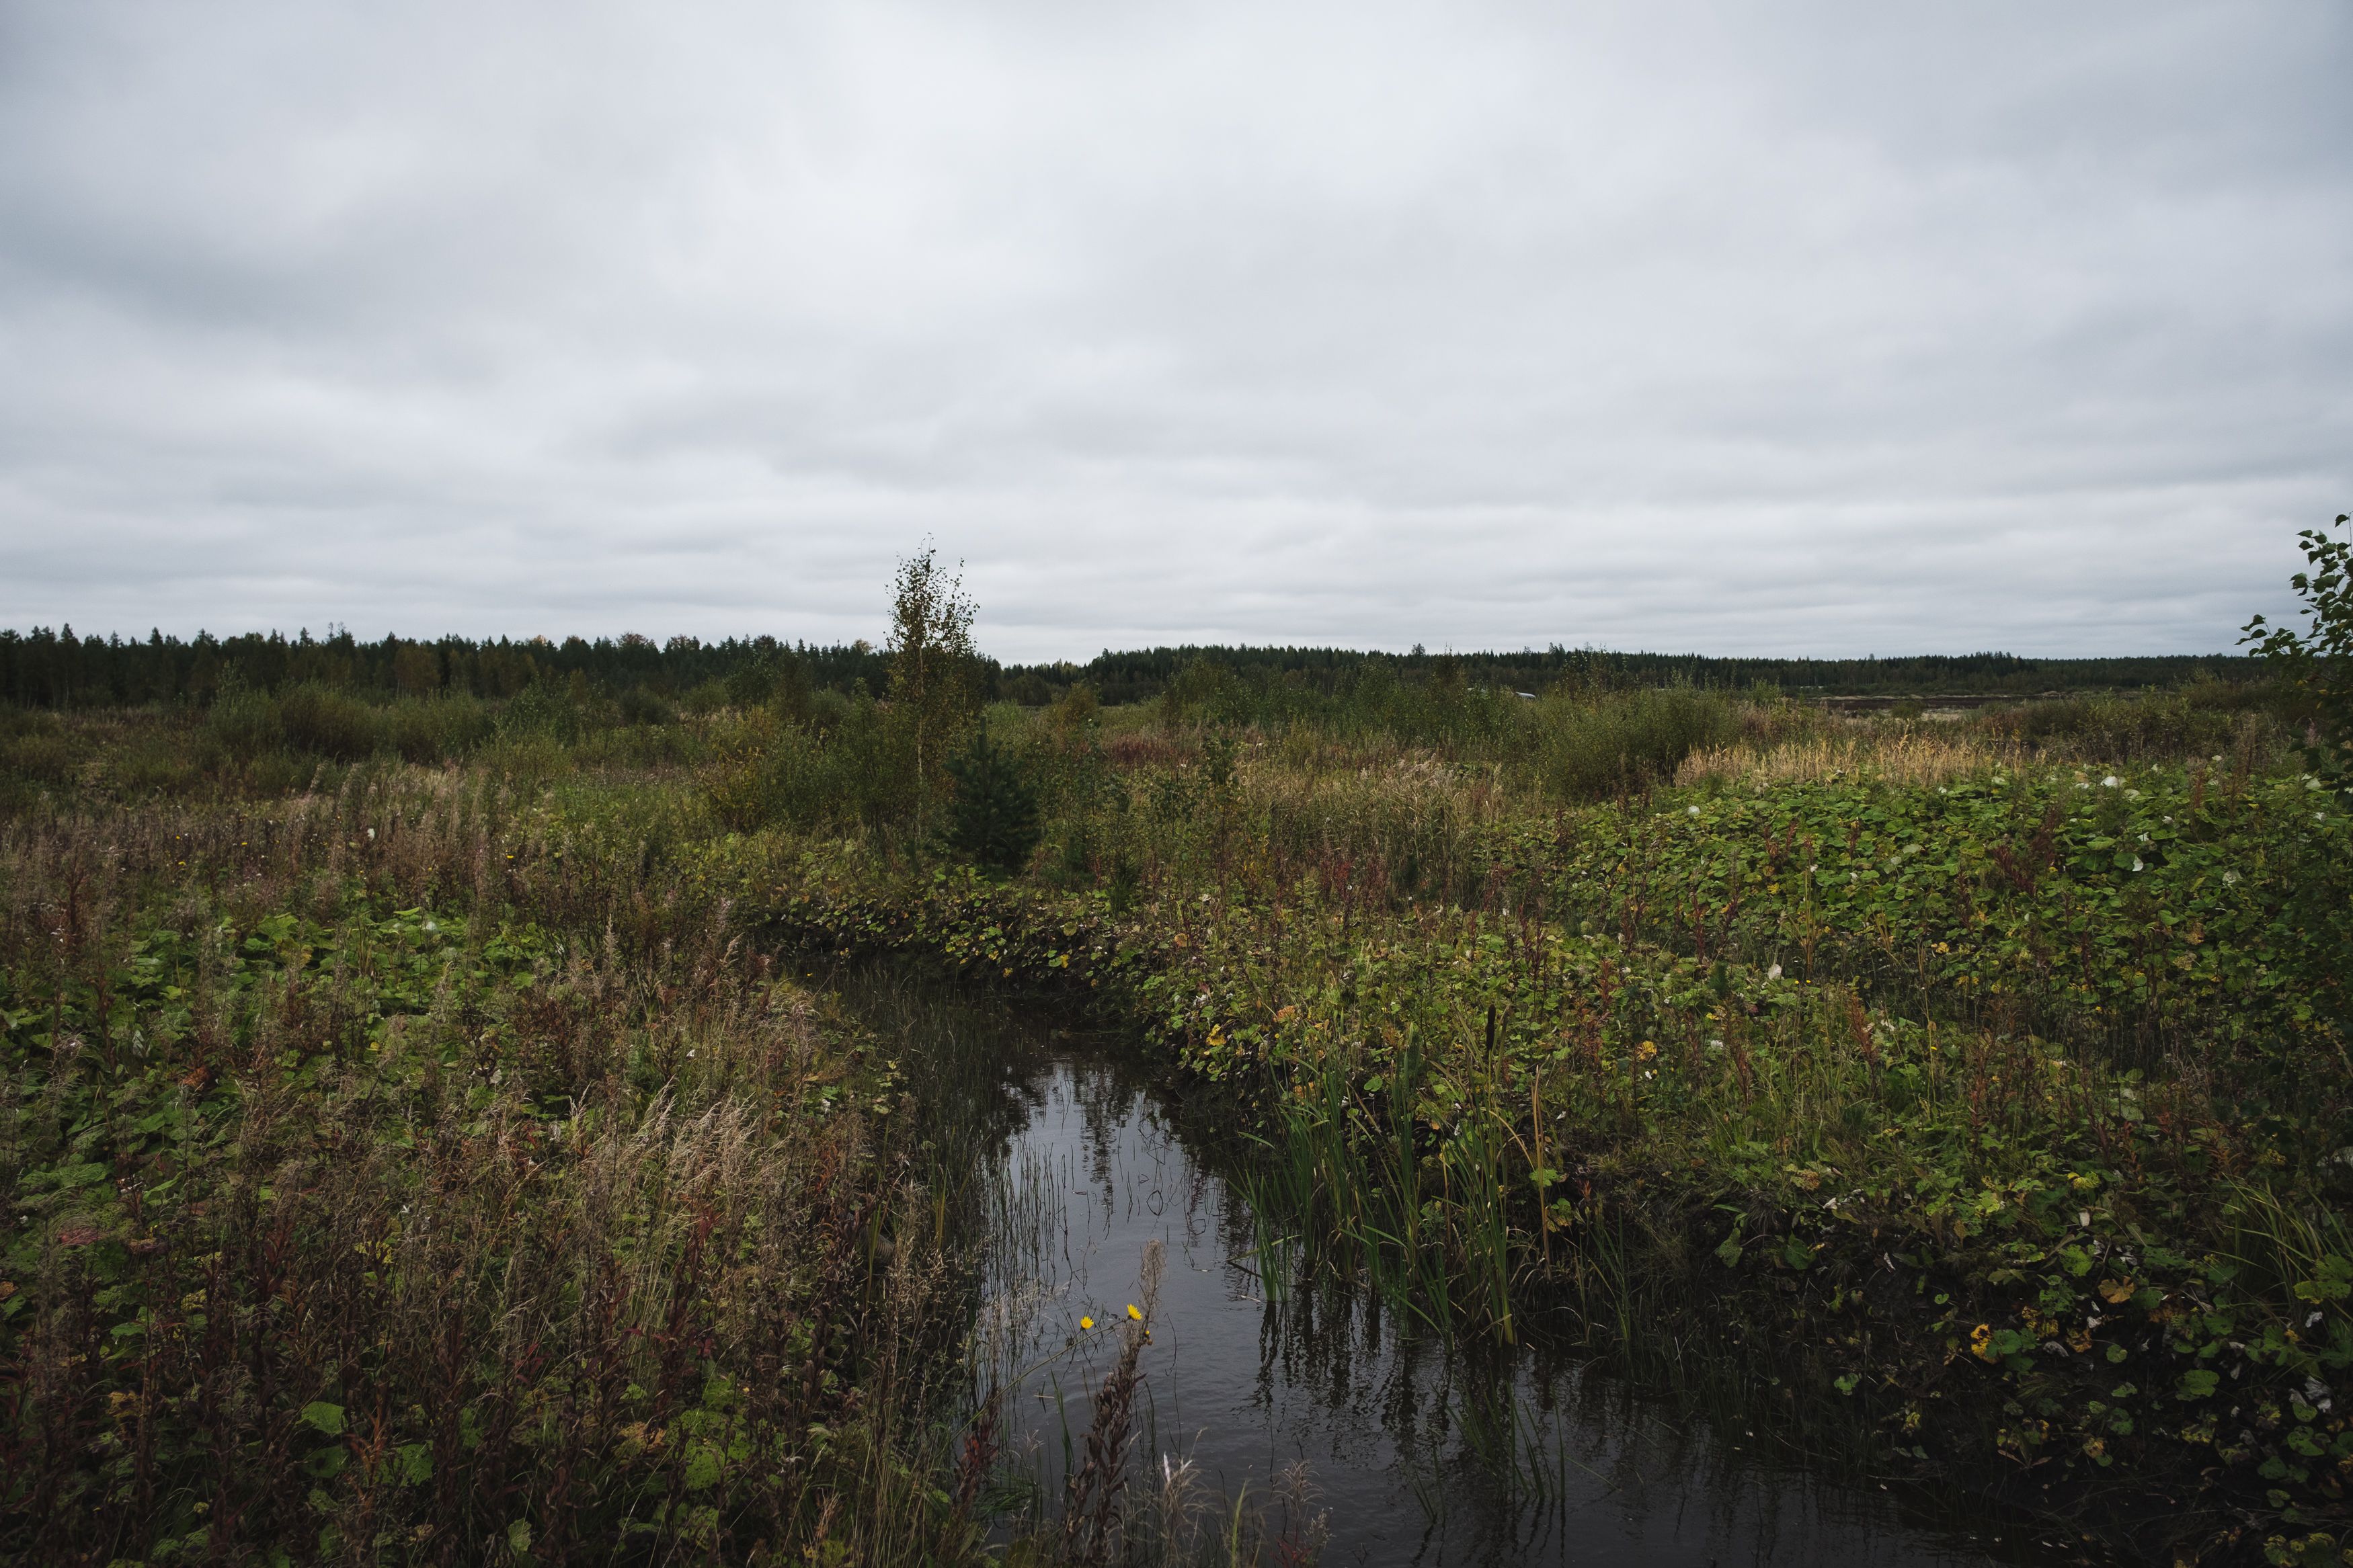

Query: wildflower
left=1687, top=805, right=1700, bottom=817
left=1080, top=1315, right=1094, bottom=1330
left=1126, top=1303, right=1142, bottom=1321
left=2102, top=776, right=2119, bottom=788
left=2222, top=870, right=2241, bottom=886
left=1766, top=963, right=1782, bottom=980
left=2130, top=858, right=2143, bottom=872
left=1636, top=1040, right=1658, bottom=1060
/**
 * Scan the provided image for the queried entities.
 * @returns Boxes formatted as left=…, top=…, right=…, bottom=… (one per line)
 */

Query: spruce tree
left=944, top=725, right=1041, bottom=874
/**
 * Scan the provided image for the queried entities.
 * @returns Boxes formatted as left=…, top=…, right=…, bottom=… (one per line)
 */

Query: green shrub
left=382, top=694, right=492, bottom=764
left=99, top=727, right=206, bottom=796
left=680, top=679, right=729, bottom=716
left=724, top=660, right=776, bottom=709
left=617, top=685, right=676, bottom=727
left=1, top=727, right=78, bottom=786
left=1982, top=688, right=2278, bottom=765
left=2244, top=513, right=2353, bottom=796
left=500, top=682, right=584, bottom=743
left=276, top=684, right=376, bottom=761
left=208, top=685, right=284, bottom=761
left=1538, top=687, right=1732, bottom=800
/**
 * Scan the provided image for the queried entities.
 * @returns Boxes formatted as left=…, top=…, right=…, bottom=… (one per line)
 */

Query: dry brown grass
left=1675, top=729, right=2026, bottom=789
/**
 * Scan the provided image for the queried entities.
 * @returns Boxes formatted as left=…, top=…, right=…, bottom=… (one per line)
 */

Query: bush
left=382, top=694, right=492, bottom=764
left=1980, top=688, right=2279, bottom=765
left=277, top=684, right=377, bottom=761
left=617, top=686, right=676, bottom=727
left=708, top=696, right=919, bottom=835
left=208, top=685, right=284, bottom=761
left=724, top=660, right=776, bottom=709
left=1538, top=687, right=1733, bottom=800
left=679, top=680, right=729, bottom=716
left=500, top=682, right=584, bottom=743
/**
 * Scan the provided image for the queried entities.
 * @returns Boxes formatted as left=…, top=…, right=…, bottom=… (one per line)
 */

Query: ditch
left=846, top=967, right=2106, bottom=1567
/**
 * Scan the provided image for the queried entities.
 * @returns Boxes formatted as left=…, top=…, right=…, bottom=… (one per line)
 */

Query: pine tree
left=944, top=725, right=1041, bottom=874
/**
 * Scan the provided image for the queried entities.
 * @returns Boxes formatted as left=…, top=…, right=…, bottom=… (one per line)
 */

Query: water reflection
left=837, top=970, right=2067, bottom=1566
left=977, top=1057, right=2046, bottom=1567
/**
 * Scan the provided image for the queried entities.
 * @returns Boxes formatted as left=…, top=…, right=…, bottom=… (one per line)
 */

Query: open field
left=3, top=617, right=2350, bottom=1564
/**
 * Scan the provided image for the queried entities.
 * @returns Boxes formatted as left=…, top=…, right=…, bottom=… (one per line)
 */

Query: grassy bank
left=0, top=773, right=1001, bottom=1565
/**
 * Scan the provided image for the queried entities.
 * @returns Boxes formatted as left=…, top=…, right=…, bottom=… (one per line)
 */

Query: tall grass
left=0, top=772, right=980, bottom=1564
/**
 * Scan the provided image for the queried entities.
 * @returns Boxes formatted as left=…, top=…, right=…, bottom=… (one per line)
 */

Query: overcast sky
left=1, top=2, right=2347, bottom=662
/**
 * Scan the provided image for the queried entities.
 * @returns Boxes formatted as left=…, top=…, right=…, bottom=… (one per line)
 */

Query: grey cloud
left=0, top=0, right=2347, bottom=661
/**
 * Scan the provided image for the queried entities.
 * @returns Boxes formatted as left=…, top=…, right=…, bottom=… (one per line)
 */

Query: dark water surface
left=857, top=976, right=2079, bottom=1567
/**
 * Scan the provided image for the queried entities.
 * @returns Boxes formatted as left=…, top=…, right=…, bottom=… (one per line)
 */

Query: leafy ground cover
left=0, top=780, right=982, bottom=1565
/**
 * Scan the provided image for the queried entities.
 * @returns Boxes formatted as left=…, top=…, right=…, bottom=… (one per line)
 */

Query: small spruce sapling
left=944, top=724, right=1041, bottom=875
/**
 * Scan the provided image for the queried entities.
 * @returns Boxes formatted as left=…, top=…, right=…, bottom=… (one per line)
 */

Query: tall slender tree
left=884, top=545, right=980, bottom=809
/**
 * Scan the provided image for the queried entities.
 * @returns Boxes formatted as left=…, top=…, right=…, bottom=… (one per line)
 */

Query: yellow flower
left=1636, top=1040, right=1658, bottom=1060
left=1080, top=1316, right=1094, bottom=1330
left=1125, top=1303, right=1142, bottom=1321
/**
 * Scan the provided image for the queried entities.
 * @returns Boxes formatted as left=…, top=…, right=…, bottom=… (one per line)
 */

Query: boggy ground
left=4, top=682, right=2350, bottom=1565
left=748, top=703, right=2353, bottom=1566
left=0, top=774, right=991, bottom=1565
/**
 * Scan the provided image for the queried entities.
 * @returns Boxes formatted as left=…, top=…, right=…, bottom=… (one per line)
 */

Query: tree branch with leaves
left=2243, top=511, right=2353, bottom=798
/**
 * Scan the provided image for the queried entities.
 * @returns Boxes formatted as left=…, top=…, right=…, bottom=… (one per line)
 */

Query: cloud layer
left=2, top=1, right=2347, bottom=659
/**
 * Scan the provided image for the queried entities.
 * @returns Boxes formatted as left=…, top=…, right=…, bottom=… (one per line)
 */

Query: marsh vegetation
left=5, top=530, right=2352, bottom=1565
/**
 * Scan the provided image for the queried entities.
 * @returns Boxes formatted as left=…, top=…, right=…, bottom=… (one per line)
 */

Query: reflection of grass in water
left=958, top=1051, right=1342, bottom=1563
left=879, top=970, right=2013, bottom=1565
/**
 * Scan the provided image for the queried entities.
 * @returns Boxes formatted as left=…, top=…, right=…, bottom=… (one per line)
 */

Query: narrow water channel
left=855, top=973, right=2081, bottom=1567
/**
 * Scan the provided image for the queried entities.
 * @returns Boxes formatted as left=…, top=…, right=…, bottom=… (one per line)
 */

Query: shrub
left=500, top=682, right=584, bottom=743
left=679, top=679, right=729, bottom=716
left=381, top=694, right=492, bottom=764
left=1979, top=689, right=2278, bottom=765
left=208, top=684, right=284, bottom=761
left=724, top=659, right=776, bottom=709
left=2245, top=511, right=2353, bottom=796
left=1538, top=687, right=1733, bottom=800
left=771, top=655, right=817, bottom=727
left=277, top=684, right=377, bottom=761
left=1051, top=682, right=1101, bottom=741
left=617, top=686, right=677, bottom=727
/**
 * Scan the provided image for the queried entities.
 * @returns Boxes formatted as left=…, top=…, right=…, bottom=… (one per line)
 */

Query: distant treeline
left=1058, top=646, right=2259, bottom=704
left=0, top=626, right=895, bottom=709
left=0, top=623, right=2260, bottom=710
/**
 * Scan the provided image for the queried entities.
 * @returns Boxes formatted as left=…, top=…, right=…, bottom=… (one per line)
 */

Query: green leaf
left=2175, top=1369, right=2220, bottom=1401
left=684, top=1443, right=723, bottom=1491
left=301, top=1401, right=346, bottom=1436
